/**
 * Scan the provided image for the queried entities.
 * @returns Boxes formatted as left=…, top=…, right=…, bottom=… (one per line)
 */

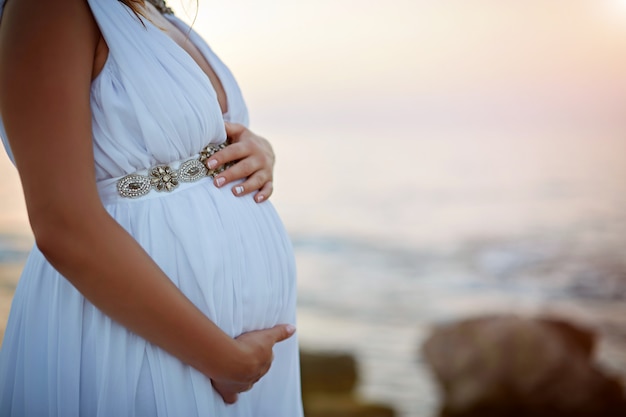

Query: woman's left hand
left=205, top=122, right=275, bottom=203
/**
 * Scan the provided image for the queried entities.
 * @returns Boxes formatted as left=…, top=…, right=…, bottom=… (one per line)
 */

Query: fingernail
left=216, top=177, right=225, bottom=187
left=234, top=186, right=244, bottom=195
left=286, top=325, right=296, bottom=335
left=207, top=159, right=218, bottom=169
left=256, top=195, right=265, bottom=203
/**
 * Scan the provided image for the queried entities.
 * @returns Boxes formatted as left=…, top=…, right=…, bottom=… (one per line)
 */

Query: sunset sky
left=1, top=0, right=626, bottom=235
left=168, top=0, right=626, bottom=130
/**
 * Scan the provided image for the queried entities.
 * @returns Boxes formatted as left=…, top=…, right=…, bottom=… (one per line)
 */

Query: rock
left=300, top=350, right=396, bottom=417
left=300, top=351, right=358, bottom=395
left=421, top=315, right=626, bottom=417
left=304, top=395, right=395, bottom=417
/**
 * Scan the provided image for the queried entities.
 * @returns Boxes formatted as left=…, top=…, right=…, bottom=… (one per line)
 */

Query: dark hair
left=119, top=0, right=147, bottom=16
left=117, top=0, right=198, bottom=33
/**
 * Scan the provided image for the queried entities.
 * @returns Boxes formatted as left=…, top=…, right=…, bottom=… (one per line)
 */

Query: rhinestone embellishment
left=199, top=142, right=235, bottom=176
left=117, top=175, right=152, bottom=198
left=178, top=159, right=208, bottom=182
left=117, top=142, right=231, bottom=198
left=151, top=166, right=179, bottom=192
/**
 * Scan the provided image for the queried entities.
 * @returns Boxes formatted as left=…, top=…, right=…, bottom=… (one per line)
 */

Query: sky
left=167, top=0, right=626, bottom=131
left=1, top=0, right=626, bottom=235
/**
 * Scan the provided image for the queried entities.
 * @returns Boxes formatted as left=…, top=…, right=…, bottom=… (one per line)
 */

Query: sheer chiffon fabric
left=0, top=1, right=303, bottom=416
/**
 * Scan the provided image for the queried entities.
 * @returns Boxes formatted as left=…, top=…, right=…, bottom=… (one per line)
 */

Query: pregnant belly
left=105, top=180, right=297, bottom=337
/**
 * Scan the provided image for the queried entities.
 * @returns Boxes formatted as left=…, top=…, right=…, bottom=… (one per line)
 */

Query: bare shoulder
left=0, top=0, right=101, bottom=91
left=0, top=0, right=100, bottom=40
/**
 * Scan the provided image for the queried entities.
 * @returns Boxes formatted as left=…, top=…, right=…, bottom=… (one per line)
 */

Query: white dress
left=0, top=1, right=303, bottom=416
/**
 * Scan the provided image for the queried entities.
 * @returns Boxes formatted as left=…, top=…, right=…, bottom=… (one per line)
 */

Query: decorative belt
left=117, top=142, right=233, bottom=199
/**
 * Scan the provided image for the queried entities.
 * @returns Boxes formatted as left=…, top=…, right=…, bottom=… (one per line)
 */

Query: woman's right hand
left=211, top=324, right=296, bottom=404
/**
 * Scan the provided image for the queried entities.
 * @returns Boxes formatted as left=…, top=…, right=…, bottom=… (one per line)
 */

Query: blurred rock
left=304, top=394, right=395, bottom=417
left=421, top=315, right=626, bottom=417
left=300, top=350, right=396, bottom=417
left=300, top=351, right=358, bottom=395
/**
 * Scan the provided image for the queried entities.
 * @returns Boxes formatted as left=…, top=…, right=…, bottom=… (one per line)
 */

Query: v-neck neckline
left=146, top=10, right=230, bottom=118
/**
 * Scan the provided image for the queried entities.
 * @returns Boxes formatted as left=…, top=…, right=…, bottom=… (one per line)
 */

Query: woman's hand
left=211, top=324, right=296, bottom=404
left=205, top=122, right=275, bottom=203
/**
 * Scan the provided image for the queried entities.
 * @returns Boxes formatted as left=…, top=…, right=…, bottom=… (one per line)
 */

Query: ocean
left=1, top=129, right=626, bottom=416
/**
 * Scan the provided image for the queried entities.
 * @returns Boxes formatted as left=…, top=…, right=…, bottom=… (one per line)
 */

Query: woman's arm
left=0, top=0, right=292, bottom=401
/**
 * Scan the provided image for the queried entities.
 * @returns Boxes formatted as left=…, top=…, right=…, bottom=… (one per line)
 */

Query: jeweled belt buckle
left=117, top=142, right=233, bottom=198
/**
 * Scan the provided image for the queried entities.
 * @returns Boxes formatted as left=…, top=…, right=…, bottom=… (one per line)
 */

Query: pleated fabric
left=0, top=1, right=303, bottom=416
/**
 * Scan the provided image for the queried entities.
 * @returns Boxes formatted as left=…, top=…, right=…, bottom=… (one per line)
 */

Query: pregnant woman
left=0, top=0, right=303, bottom=416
